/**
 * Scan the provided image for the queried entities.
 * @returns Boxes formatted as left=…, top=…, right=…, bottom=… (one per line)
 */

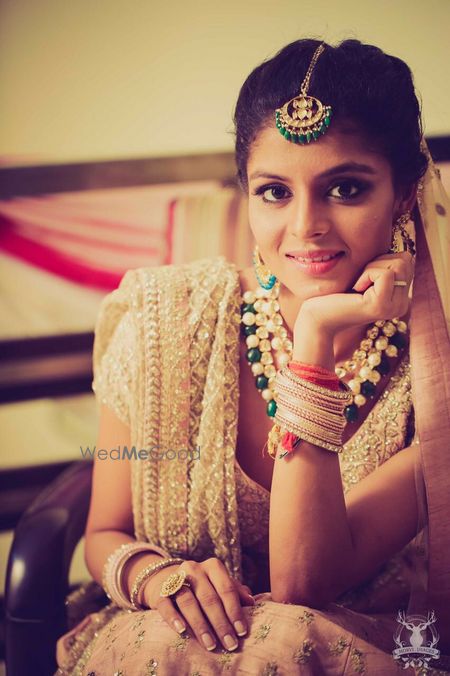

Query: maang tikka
left=276, top=42, right=332, bottom=144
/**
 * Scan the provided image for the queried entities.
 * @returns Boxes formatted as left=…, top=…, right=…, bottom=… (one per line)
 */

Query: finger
left=352, top=266, right=392, bottom=299
left=206, top=561, right=250, bottom=638
left=363, top=267, right=396, bottom=308
left=171, top=583, right=220, bottom=652
left=150, top=563, right=218, bottom=651
left=377, top=250, right=415, bottom=265
left=354, top=264, right=411, bottom=307
left=365, top=268, right=410, bottom=316
left=155, top=595, right=189, bottom=635
left=352, top=254, right=413, bottom=291
left=352, top=267, right=378, bottom=292
left=146, top=566, right=191, bottom=636
left=390, top=278, right=411, bottom=303
left=190, top=564, right=241, bottom=650
left=234, top=580, right=255, bottom=606
left=349, top=268, right=396, bottom=323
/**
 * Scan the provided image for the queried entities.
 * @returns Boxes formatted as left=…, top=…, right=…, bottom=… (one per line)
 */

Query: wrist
left=293, top=317, right=335, bottom=372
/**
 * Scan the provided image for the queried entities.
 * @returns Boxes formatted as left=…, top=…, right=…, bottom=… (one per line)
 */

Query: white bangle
left=102, top=541, right=171, bottom=610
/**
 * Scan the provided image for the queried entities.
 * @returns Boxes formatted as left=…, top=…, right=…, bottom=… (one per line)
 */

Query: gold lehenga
left=54, top=254, right=448, bottom=675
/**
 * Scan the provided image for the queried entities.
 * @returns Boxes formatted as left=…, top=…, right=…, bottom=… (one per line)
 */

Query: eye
left=252, top=184, right=290, bottom=203
left=328, top=180, right=366, bottom=201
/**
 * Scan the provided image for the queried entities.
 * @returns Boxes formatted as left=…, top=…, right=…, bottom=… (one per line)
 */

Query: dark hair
left=233, top=38, right=428, bottom=192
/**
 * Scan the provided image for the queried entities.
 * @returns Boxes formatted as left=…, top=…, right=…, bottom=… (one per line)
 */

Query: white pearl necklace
left=240, top=280, right=408, bottom=423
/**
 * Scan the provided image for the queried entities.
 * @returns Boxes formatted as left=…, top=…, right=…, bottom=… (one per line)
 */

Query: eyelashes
left=252, top=179, right=369, bottom=204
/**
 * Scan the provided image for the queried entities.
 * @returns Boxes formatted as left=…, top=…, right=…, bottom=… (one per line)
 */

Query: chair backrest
left=5, top=461, right=93, bottom=676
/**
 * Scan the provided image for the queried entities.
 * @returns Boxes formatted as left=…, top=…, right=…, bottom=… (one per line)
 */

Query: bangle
left=102, top=541, right=171, bottom=611
left=288, top=361, right=341, bottom=390
left=269, top=366, right=352, bottom=458
left=130, top=558, right=185, bottom=610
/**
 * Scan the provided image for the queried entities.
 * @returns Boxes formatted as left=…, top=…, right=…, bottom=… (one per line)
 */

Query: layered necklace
left=240, top=280, right=408, bottom=423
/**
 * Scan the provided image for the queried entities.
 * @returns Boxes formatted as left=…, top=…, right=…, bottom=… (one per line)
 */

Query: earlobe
left=397, top=180, right=420, bottom=215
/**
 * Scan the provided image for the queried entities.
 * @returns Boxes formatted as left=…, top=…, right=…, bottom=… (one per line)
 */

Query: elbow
left=83, top=537, right=92, bottom=573
left=83, top=531, right=97, bottom=575
left=271, top=577, right=333, bottom=608
left=271, top=590, right=331, bottom=609
left=270, top=552, right=353, bottom=608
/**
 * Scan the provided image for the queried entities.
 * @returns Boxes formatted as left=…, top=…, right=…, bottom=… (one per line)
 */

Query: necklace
left=240, top=280, right=408, bottom=423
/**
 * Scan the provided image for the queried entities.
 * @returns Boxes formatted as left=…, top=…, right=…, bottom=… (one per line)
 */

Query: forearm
left=84, top=530, right=166, bottom=603
left=269, top=327, right=355, bottom=606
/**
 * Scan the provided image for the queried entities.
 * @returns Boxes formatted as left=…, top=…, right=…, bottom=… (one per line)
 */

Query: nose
left=287, top=191, right=331, bottom=241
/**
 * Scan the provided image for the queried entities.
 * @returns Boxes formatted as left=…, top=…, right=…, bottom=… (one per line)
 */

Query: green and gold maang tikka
left=275, top=42, right=332, bottom=144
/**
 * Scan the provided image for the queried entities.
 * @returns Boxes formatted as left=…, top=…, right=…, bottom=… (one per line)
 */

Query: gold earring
left=252, top=245, right=278, bottom=290
left=390, top=211, right=416, bottom=257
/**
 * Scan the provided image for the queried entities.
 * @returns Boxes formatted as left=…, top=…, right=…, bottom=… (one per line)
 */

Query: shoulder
left=94, top=257, right=242, bottom=357
left=94, top=257, right=235, bottom=319
left=133, top=255, right=240, bottom=291
left=121, top=257, right=242, bottom=316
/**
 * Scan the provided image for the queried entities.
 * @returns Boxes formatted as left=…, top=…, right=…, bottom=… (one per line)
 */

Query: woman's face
left=247, top=121, right=403, bottom=300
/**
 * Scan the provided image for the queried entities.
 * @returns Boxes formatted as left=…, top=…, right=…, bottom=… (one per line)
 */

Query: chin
left=285, top=275, right=348, bottom=298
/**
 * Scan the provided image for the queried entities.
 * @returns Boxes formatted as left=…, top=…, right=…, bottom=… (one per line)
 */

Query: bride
left=56, top=37, right=450, bottom=675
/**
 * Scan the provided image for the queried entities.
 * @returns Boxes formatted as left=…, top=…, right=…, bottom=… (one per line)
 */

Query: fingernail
left=234, top=620, right=247, bottom=636
left=174, top=619, right=186, bottom=633
left=201, top=632, right=216, bottom=651
left=223, top=633, right=239, bottom=650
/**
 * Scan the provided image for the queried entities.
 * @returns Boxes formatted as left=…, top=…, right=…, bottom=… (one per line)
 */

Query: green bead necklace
left=240, top=280, right=408, bottom=423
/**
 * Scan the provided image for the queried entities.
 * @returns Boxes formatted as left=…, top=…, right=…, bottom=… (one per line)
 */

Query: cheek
left=248, top=202, right=283, bottom=246
left=344, top=210, right=391, bottom=256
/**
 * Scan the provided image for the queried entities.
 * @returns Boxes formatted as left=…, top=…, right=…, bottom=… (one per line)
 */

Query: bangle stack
left=268, top=362, right=353, bottom=459
left=102, top=541, right=172, bottom=611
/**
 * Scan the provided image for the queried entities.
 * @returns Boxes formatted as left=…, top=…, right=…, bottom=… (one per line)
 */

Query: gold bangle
left=276, top=391, right=348, bottom=433
left=275, top=412, right=344, bottom=448
left=276, top=411, right=344, bottom=443
left=275, top=405, right=347, bottom=447
left=130, top=558, right=185, bottom=610
left=276, top=377, right=348, bottom=403
left=277, top=396, right=346, bottom=426
left=274, top=419, right=343, bottom=454
left=278, top=366, right=352, bottom=400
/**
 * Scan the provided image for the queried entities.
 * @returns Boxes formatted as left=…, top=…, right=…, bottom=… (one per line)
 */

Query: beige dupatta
left=409, top=140, right=450, bottom=651
left=92, top=257, right=245, bottom=581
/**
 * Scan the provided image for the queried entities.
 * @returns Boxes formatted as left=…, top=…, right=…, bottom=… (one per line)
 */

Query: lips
left=286, top=249, right=344, bottom=261
left=286, top=252, right=343, bottom=263
left=286, top=251, right=345, bottom=276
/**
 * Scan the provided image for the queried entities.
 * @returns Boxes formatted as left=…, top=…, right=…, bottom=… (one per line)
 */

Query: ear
left=393, top=180, right=420, bottom=219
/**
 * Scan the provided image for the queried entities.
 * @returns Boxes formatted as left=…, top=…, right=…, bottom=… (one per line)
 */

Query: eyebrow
left=249, top=162, right=378, bottom=182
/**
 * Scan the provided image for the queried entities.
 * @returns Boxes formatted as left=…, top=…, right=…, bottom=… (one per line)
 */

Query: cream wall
left=0, top=0, right=449, bottom=165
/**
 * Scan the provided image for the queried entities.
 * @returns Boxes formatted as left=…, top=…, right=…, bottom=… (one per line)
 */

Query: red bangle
left=289, top=361, right=338, bottom=378
left=288, top=361, right=341, bottom=391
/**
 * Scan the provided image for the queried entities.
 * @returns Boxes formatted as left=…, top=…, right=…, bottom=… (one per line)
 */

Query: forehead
left=247, top=122, right=388, bottom=178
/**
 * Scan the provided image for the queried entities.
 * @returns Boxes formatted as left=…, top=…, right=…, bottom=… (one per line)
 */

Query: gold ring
left=160, top=570, right=192, bottom=598
left=393, top=280, right=408, bottom=287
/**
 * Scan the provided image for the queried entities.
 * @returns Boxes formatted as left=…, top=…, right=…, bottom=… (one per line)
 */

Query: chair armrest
left=5, top=460, right=93, bottom=676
